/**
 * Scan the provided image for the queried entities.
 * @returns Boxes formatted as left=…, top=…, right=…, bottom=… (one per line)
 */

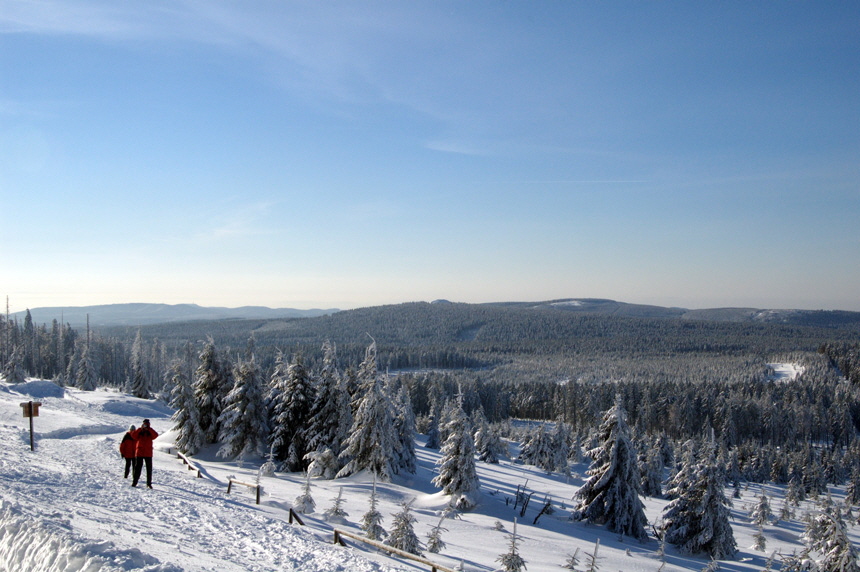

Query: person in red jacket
left=120, top=425, right=136, bottom=479
left=131, top=419, right=159, bottom=488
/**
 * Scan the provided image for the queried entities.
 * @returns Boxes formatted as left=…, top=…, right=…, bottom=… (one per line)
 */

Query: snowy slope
left=1, top=380, right=856, bottom=572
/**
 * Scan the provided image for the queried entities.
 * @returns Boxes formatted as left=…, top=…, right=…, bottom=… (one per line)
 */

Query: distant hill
left=514, top=298, right=860, bottom=327
left=11, top=298, right=860, bottom=331
left=11, top=303, right=338, bottom=327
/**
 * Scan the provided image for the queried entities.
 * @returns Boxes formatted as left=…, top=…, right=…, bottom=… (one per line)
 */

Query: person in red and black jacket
left=120, top=425, right=136, bottom=479
left=131, top=419, right=159, bottom=488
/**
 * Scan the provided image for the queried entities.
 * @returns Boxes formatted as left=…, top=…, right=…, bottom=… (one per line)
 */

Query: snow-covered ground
left=1, top=379, right=855, bottom=572
left=766, top=363, right=805, bottom=382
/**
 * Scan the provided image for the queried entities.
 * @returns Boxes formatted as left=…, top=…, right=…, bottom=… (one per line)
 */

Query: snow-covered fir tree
left=640, top=436, right=664, bottom=498
left=2, top=345, right=26, bottom=384
left=425, top=410, right=441, bottom=450
left=750, top=491, right=773, bottom=527
left=385, top=500, right=423, bottom=556
left=802, top=510, right=859, bottom=572
left=361, top=477, right=386, bottom=541
left=293, top=472, right=316, bottom=514
left=660, top=444, right=737, bottom=559
left=432, top=390, right=481, bottom=510
left=426, top=516, right=447, bottom=553
left=496, top=519, right=527, bottom=572
left=665, top=438, right=698, bottom=500
left=801, top=447, right=827, bottom=499
left=752, top=523, right=767, bottom=552
left=846, top=467, right=860, bottom=507
left=561, top=548, right=581, bottom=571
left=518, top=424, right=554, bottom=472
left=217, top=351, right=267, bottom=460
left=584, top=539, right=601, bottom=572
left=474, top=417, right=507, bottom=464
left=786, top=475, right=805, bottom=506
left=573, top=397, right=648, bottom=540
left=168, top=359, right=203, bottom=456
left=269, top=351, right=316, bottom=472
left=323, top=487, right=349, bottom=523
left=304, top=341, right=351, bottom=478
left=76, top=342, right=98, bottom=391
left=391, top=383, right=417, bottom=475
left=338, top=342, right=397, bottom=481
left=129, top=330, right=150, bottom=399
left=194, top=338, right=227, bottom=444
left=551, top=420, right=572, bottom=476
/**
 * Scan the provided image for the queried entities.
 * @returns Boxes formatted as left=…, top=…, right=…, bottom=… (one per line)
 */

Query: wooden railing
left=332, top=528, right=457, bottom=572
left=226, top=478, right=261, bottom=505
left=174, top=450, right=202, bottom=478
left=288, top=508, right=305, bottom=525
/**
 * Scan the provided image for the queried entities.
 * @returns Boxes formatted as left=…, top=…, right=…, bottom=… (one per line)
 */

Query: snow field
left=1, top=380, right=858, bottom=572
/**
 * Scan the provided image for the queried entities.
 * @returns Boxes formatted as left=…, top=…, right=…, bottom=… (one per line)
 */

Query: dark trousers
left=132, top=456, right=153, bottom=487
left=124, top=457, right=134, bottom=478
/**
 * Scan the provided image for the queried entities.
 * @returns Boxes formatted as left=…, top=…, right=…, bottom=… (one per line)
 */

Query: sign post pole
left=29, top=403, right=34, bottom=450
left=20, top=401, right=41, bottom=451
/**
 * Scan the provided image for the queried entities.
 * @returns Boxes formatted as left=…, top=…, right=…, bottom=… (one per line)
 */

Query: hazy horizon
left=8, top=296, right=860, bottom=317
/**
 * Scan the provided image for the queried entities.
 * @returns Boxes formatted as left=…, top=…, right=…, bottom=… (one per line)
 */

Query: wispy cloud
left=425, top=139, right=491, bottom=157
left=192, top=199, right=279, bottom=244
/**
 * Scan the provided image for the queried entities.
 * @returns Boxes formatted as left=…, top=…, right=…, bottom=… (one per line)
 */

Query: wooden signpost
left=20, top=401, right=41, bottom=451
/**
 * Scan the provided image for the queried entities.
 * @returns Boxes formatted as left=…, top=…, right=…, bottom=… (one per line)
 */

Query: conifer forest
left=4, top=299, right=860, bottom=567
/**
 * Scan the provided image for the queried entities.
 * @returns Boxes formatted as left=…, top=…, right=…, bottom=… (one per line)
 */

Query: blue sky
left=2, top=1, right=859, bottom=312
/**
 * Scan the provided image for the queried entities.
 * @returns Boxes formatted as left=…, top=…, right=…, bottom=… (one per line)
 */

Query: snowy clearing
left=766, top=363, right=805, bottom=382
left=1, top=380, right=856, bottom=572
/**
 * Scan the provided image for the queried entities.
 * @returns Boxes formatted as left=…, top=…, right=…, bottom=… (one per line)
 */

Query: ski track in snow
left=2, top=431, right=401, bottom=572
left=0, top=387, right=400, bottom=572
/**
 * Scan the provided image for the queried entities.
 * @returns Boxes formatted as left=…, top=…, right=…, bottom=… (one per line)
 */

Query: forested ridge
left=5, top=300, right=860, bottom=386
left=4, top=300, right=860, bottom=459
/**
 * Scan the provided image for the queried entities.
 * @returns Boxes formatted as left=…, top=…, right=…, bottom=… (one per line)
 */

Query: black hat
left=142, top=419, right=150, bottom=426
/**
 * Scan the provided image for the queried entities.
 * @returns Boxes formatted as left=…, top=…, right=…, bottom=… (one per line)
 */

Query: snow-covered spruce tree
left=474, top=417, right=507, bottom=464
left=561, top=548, right=581, bottom=571
left=846, top=467, right=860, bottom=507
left=802, top=509, right=860, bottom=572
left=551, top=420, right=572, bottom=476
left=76, top=342, right=98, bottom=391
left=786, top=475, right=805, bottom=506
left=361, top=477, right=387, bottom=541
left=217, top=353, right=267, bottom=461
left=749, top=491, right=773, bottom=527
left=169, top=360, right=203, bottom=456
left=425, top=410, right=441, bottom=450
left=194, top=338, right=228, bottom=444
left=392, top=384, right=417, bottom=475
left=269, top=352, right=316, bottom=472
left=665, top=438, right=698, bottom=500
left=305, top=341, right=352, bottom=478
left=426, top=516, right=447, bottom=553
left=129, top=330, right=150, bottom=399
left=572, top=397, right=647, bottom=540
left=323, top=487, right=349, bottom=523
left=432, top=391, right=481, bottom=510
left=518, top=424, right=554, bottom=472
left=584, top=538, right=600, bottom=572
left=752, top=523, right=767, bottom=552
left=640, top=437, right=664, bottom=498
left=496, top=519, right=527, bottom=572
left=338, top=342, right=397, bottom=481
left=386, top=500, right=423, bottom=556
left=293, top=472, right=316, bottom=514
left=660, top=445, right=737, bottom=559
left=2, top=345, right=26, bottom=384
